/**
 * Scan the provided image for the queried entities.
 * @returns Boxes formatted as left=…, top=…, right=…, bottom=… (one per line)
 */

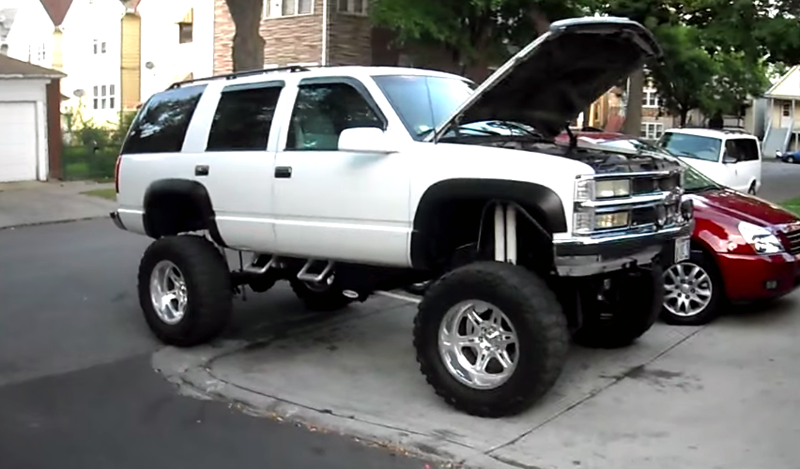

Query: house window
left=179, top=22, right=193, bottom=43
left=782, top=102, right=791, bottom=117
left=94, top=40, right=107, bottom=54
left=642, top=89, right=659, bottom=108
left=338, top=0, right=367, bottom=15
left=640, top=122, right=664, bottom=139
left=93, top=84, right=117, bottom=110
left=264, top=0, right=312, bottom=18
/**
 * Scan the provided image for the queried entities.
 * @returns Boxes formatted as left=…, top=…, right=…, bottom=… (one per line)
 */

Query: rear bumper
left=553, top=223, right=693, bottom=277
left=717, top=251, right=800, bottom=301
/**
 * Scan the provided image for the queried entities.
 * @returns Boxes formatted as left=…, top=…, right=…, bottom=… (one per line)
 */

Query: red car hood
left=690, top=188, right=799, bottom=229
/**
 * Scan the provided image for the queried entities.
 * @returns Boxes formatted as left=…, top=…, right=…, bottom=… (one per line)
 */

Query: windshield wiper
left=564, top=124, right=577, bottom=151
left=489, top=121, right=546, bottom=140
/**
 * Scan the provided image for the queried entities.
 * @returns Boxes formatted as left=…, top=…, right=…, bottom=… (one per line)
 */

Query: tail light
left=114, top=155, right=122, bottom=194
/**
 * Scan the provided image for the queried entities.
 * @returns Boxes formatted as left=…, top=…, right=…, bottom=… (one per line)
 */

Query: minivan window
left=725, top=138, right=759, bottom=162
left=659, top=132, right=722, bottom=162
left=207, top=83, right=283, bottom=152
left=121, top=84, right=206, bottom=155
left=372, top=75, right=474, bottom=141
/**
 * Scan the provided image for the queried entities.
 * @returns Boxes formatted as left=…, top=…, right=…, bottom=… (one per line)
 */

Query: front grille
left=784, top=229, right=800, bottom=256
left=632, top=173, right=680, bottom=196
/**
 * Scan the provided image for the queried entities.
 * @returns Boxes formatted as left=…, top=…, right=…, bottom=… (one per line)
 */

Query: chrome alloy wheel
left=438, top=300, right=519, bottom=390
left=149, top=260, right=188, bottom=325
left=663, top=262, right=713, bottom=317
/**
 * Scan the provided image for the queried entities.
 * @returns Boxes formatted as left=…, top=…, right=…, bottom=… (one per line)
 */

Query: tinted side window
left=286, top=82, right=383, bottom=151
left=206, top=83, right=283, bottom=152
left=121, top=85, right=206, bottom=154
left=727, top=138, right=759, bottom=162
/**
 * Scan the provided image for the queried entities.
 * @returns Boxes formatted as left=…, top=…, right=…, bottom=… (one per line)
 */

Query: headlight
left=574, top=178, right=631, bottom=201
left=738, top=221, right=784, bottom=254
left=573, top=210, right=630, bottom=234
left=595, top=179, right=631, bottom=199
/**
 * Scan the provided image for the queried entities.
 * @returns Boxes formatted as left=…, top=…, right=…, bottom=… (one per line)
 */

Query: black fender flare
left=142, top=178, right=226, bottom=246
left=410, top=178, right=567, bottom=269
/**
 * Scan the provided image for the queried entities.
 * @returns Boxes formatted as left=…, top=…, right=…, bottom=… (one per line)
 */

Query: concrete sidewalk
left=0, top=181, right=116, bottom=229
left=154, top=287, right=800, bottom=469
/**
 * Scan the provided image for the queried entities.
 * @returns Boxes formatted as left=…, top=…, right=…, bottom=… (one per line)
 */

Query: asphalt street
left=0, top=161, right=797, bottom=469
left=758, top=158, right=800, bottom=203
left=0, top=219, right=431, bottom=469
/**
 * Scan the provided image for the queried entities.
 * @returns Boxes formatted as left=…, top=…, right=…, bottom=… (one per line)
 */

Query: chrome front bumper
left=553, top=222, right=694, bottom=277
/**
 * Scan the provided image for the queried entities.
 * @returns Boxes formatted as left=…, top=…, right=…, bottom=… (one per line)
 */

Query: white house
left=762, top=65, right=800, bottom=156
left=137, top=0, right=214, bottom=99
left=0, top=0, right=55, bottom=68
left=0, top=54, right=65, bottom=182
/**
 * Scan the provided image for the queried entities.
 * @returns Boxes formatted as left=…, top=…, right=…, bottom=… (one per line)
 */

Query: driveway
left=0, top=181, right=115, bottom=230
left=160, top=289, right=800, bottom=469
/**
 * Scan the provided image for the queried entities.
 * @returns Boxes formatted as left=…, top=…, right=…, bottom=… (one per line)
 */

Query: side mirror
left=338, top=127, right=396, bottom=154
left=722, top=153, right=737, bottom=164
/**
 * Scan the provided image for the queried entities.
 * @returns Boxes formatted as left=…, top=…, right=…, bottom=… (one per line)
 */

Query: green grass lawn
left=81, top=188, right=117, bottom=201
left=781, top=196, right=800, bottom=216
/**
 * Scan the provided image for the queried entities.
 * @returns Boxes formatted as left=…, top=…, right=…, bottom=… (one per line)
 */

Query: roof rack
left=167, top=65, right=319, bottom=90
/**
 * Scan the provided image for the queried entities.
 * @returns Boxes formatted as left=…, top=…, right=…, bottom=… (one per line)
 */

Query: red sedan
left=592, top=136, right=800, bottom=325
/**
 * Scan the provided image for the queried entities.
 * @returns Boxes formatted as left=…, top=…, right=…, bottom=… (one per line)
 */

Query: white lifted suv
left=112, top=17, right=694, bottom=417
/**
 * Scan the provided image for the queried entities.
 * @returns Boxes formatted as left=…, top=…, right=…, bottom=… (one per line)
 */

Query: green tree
left=646, top=24, right=716, bottom=127
left=370, top=0, right=596, bottom=78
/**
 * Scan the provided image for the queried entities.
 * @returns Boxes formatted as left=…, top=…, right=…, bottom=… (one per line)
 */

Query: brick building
left=214, top=0, right=400, bottom=74
left=212, top=0, right=483, bottom=78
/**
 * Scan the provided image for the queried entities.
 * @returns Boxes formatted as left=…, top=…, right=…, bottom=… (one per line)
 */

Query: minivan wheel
left=413, top=262, right=569, bottom=417
left=138, top=236, right=233, bottom=347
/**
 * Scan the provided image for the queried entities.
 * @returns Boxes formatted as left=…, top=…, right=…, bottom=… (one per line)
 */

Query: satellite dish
left=73, top=89, right=85, bottom=98
left=145, top=61, right=155, bottom=70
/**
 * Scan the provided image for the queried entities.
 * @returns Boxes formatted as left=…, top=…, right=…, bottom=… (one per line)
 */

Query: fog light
left=595, top=211, right=629, bottom=230
left=765, top=280, right=778, bottom=290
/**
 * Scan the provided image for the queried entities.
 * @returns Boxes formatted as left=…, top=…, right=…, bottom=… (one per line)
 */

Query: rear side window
left=121, top=84, right=206, bottom=155
left=206, top=82, right=283, bottom=152
left=725, top=138, right=760, bottom=162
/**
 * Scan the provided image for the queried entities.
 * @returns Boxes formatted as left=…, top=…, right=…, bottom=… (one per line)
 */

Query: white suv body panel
left=116, top=70, right=592, bottom=268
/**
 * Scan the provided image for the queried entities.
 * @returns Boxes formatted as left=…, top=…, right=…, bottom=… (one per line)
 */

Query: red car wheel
left=661, top=251, right=723, bottom=325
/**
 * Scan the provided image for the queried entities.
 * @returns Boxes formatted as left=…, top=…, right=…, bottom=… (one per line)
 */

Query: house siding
left=214, top=0, right=325, bottom=74
left=328, top=10, right=371, bottom=65
left=120, top=12, right=141, bottom=111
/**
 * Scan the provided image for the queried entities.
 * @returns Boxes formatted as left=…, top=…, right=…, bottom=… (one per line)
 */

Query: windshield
left=658, top=132, right=722, bottom=162
left=372, top=75, right=474, bottom=141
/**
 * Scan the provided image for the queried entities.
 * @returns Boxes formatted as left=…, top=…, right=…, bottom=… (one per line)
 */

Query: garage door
left=0, top=102, right=37, bottom=182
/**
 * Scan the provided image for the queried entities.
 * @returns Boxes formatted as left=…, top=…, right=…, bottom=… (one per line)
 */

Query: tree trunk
left=622, top=67, right=644, bottom=136
left=226, top=0, right=265, bottom=72
left=680, top=108, right=688, bottom=127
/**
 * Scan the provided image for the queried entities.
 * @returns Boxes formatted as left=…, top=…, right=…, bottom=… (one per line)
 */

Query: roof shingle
left=39, top=0, right=73, bottom=27
left=0, top=54, right=66, bottom=78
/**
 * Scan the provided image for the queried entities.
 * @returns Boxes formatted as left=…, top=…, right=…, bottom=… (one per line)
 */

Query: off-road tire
left=137, top=235, right=232, bottom=347
left=413, top=262, right=569, bottom=418
left=660, top=250, right=723, bottom=326
left=572, top=264, right=663, bottom=349
left=290, top=277, right=353, bottom=312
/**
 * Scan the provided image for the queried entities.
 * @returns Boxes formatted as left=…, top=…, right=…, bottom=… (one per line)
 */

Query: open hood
left=430, top=17, right=662, bottom=141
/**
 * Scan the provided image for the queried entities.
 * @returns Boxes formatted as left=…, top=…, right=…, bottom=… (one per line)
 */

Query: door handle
left=195, top=165, right=209, bottom=177
left=275, top=166, right=292, bottom=178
